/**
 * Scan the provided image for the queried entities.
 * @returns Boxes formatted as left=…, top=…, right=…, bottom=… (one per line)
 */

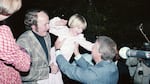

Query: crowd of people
left=1, top=0, right=149, bottom=84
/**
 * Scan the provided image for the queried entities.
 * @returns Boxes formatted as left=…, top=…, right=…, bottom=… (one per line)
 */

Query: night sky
left=5, top=0, right=150, bottom=49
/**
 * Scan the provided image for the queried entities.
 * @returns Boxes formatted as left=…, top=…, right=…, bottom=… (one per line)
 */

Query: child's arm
left=49, top=17, right=68, bottom=36
left=76, top=34, right=94, bottom=51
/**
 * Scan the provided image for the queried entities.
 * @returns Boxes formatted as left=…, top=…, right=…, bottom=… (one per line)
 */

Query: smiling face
left=71, top=22, right=86, bottom=35
left=91, top=41, right=101, bottom=63
left=68, top=14, right=87, bottom=36
left=32, top=11, right=50, bottom=37
left=93, top=36, right=117, bottom=62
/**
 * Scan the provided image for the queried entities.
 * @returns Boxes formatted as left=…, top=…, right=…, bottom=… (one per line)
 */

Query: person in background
left=0, top=0, right=31, bottom=84
left=55, top=36, right=119, bottom=84
left=126, top=57, right=150, bottom=84
left=49, top=14, right=94, bottom=84
left=17, top=9, right=59, bottom=84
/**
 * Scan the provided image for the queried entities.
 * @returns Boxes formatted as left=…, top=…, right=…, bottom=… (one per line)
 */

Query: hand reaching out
left=54, top=37, right=65, bottom=50
left=74, top=42, right=80, bottom=56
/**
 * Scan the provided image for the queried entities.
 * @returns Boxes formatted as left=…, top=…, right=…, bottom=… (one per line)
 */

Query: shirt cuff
left=74, top=54, right=82, bottom=60
left=55, top=50, right=62, bottom=57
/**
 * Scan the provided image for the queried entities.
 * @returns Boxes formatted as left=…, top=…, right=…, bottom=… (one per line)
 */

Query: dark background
left=5, top=0, right=150, bottom=49
left=3, top=0, right=150, bottom=83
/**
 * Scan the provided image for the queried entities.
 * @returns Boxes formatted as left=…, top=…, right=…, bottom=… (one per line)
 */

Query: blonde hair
left=0, top=0, right=22, bottom=15
left=68, top=14, right=87, bottom=29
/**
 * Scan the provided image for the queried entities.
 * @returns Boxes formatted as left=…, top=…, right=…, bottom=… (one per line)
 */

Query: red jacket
left=0, top=25, right=31, bottom=84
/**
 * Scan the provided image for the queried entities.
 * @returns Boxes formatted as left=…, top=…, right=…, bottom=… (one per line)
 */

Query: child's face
left=72, top=24, right=85, bottom=35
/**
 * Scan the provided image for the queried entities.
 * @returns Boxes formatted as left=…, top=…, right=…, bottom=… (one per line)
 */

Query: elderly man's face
left=33, top=11, right=50, bottom=37
left=91, top=41, right=101, bottom=60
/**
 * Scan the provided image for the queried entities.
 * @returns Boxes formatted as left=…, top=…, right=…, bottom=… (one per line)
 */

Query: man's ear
left=31, top=25, right=36, bottom=30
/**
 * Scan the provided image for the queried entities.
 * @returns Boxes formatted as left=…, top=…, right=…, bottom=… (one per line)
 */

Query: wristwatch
left=56, top=49, right=60, bottom=51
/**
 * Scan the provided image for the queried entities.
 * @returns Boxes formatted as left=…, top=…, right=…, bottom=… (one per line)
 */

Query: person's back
left=0, top=0, right=31, bottom=84
left=93, top=61, right=118, bottom=84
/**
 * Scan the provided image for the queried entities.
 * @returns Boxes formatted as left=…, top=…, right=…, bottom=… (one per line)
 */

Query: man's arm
left=74, top=54, right=93, bottom=69
left=54, top=38, right=97, bottom=83
left=73, top=43, right=93, bottom=68
left=56, top=51, right=97, bottom=83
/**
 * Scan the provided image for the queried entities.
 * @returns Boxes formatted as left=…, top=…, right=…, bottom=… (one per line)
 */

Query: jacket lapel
left=28, top=31, right=49, bottom=64
left=44, top=33, right=51, bottom=63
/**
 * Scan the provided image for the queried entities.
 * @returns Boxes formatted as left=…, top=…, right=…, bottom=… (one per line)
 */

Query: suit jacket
left=126, top=57, right=150, bottom=84
left=56, top=54, right=119, bottom=84
left=17, top=30, right=51, bottom=83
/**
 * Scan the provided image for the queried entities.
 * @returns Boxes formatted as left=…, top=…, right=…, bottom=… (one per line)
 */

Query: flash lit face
left=72, top=23, right=85, bottom=35
left=92, top=42, right=100, bottom=58
left=91, top=41, right=101, bottom=63
left=33, top=11, right=50, bottom=37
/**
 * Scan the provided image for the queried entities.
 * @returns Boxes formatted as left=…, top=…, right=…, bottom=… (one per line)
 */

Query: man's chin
left=42, top=33, right=48, bottom=37
left=44, top=33, right=48, bottom=36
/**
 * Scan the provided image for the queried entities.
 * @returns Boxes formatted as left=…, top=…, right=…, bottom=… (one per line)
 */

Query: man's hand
left=50, top=63, right=59, bottom=74
left=74, top=42, right=80, bottom=56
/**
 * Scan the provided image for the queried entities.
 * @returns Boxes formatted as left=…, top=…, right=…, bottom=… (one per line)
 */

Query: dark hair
left=24, top=9, right=48, bottom=30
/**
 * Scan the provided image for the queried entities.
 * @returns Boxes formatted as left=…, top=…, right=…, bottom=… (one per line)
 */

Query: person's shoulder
left=20, top=30, right=32, bottom=35
left=0, top=25, right=9, bottom=28
left=0, top=25, right=11, bottom=32
left=17, top=30, right=32, bottom=39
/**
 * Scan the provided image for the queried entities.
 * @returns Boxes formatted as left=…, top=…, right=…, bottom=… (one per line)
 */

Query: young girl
left=49, top=14, right=93, bottom=84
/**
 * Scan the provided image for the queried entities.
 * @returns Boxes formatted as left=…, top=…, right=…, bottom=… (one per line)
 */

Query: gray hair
left=97, top=36, right=117, bottom=61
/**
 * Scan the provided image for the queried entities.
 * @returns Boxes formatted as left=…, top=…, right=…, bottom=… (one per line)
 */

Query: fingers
left=50, top=63, right=59, bottom=74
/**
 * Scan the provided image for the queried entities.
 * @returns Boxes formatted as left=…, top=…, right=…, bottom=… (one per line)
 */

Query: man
left=17, top=9, right=59, bottom=84
left=55, top=36, right=119, bottom=84
left=126, top=57, right=150, bottom=84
